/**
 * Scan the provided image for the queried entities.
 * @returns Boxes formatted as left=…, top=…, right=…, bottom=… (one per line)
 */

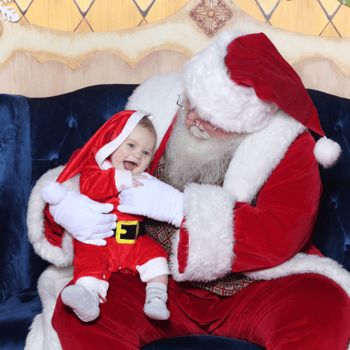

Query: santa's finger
left=133, top=174, right=147, bottom=179
left=89, top=212, right=117, bottom=226
left=93, top=223, right=117, bottom=235
left=88, top=228, right=116, bottom=240
left=86, top=201, right=114, bottom=214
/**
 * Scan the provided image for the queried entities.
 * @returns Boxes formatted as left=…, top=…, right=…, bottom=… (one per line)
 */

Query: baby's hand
left=132, top=173, right=147, bottom=188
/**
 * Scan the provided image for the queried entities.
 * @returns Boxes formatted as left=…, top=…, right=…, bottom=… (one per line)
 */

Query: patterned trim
left=189, top=0, right=233, bottom=37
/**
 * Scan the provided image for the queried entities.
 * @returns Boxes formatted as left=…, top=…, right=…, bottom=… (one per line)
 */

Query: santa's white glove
left=118, top=173, right=184, bottom=227
left=41, top=182, right=117, bottom=246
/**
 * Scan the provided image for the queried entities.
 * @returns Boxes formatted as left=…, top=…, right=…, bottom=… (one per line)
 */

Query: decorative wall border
left=1, top=0, right=350, bottom=99
left=0, top=0, right=349, bottom=73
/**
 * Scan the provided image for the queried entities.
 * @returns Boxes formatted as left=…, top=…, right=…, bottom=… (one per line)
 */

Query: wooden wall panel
left=0, top=50, right=189, bottom=97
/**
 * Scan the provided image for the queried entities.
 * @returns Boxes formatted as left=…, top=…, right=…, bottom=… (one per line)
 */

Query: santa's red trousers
left=53, top=272, right=350, bottom=350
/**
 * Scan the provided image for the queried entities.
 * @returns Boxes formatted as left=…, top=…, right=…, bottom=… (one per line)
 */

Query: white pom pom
left=41, top=182, right=67, bottom=204
left=314, top=137, right=341, bottom=168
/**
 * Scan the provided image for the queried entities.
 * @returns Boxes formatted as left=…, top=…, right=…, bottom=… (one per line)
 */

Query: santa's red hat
left=56, top=110, right=151, bottom=184
left=182, top=31, right=341, bottom=168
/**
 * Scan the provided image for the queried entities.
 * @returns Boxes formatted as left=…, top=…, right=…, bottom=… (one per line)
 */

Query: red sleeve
left=80, top=157, right=119, bottom=201
left=43, top=157, right=119, bottom=247
left=231, top=132, right=322, bottom=273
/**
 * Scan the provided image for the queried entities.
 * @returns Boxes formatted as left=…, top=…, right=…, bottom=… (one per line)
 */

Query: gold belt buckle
left=115, top=221, right=139, bottom=244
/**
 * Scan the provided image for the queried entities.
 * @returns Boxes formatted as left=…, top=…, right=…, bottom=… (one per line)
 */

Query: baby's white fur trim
left=115, top=169, right=133, bottom=191
left=76, top=276, right=109, bottom=301
left=137, top=257, right=170, bottom=282
left=96, top=111, right=148, bottom=170
left=41, top=182, right=67, bottom=205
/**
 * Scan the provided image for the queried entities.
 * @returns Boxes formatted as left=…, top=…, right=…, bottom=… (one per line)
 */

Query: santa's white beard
left=165, top=113, right=245, bottom=192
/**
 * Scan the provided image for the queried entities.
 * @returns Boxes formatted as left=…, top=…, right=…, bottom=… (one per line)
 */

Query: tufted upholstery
left=308, top=89, right=350, bottom=271
left=0, top=85, right=349, bottom=349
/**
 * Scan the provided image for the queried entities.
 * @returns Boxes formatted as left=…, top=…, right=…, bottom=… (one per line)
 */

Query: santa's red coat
left=26, top=72, right=350, bottom=350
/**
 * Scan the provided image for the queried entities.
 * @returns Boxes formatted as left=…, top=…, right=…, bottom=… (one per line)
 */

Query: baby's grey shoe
left=144, top=282, right=170, bottom=320
left=61, top=284, right=100, bottom=322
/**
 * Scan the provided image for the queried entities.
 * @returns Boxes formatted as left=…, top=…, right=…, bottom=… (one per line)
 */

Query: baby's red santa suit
left=26, top=31, right=350, bottom=350
left=42, top=110, right=152, bottom=220
left=40, top=110, right=170, bottom=322
left=39, top=110, right=151, bottom=249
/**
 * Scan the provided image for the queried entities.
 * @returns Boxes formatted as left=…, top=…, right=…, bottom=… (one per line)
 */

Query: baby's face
left=110, top=125, right=156, bottom=174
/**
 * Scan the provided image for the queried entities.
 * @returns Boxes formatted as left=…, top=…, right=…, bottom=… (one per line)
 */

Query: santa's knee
left=283, top=274, right=350, bottom=346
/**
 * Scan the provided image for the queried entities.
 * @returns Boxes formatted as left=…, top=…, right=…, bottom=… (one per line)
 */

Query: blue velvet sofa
left=0, top=84, right=349, bottom=350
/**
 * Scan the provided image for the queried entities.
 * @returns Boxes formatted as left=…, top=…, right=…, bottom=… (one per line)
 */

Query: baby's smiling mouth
left=123, top=161, right=138, bottom=171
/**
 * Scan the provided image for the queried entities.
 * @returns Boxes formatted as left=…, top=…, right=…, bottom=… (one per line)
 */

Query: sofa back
left=0, top=85, right=349, bottom=303
left=308, top=89, right=350, bottom=270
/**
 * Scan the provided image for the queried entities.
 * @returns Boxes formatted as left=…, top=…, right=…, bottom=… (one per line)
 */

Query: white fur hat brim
left=182, top=31, right=278, bottom=134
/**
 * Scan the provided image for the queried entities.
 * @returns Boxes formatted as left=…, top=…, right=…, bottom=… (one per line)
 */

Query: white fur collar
left=223, top=110, right=306, bottom=203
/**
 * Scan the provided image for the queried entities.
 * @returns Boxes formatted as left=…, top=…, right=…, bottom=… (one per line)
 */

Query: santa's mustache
left=189, top=125, right=210, bottom=140
left=164, top=114, right=244, bottom=192
left=177, top=103, right=211, bottom=140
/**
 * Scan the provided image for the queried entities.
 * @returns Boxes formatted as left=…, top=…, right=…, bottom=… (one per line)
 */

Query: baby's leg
left=61, top=277, right=109, bottom=323
left=131, top=237, right=171, bottom=320
left=62, top=241, right=111, bottom=322
left=144, top=275, right=170, bottom=320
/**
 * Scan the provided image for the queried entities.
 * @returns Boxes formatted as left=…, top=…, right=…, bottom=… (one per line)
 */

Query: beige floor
left=4, top=0, right=350, bottom=37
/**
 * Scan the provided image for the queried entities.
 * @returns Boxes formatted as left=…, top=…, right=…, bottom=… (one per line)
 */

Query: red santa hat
left=182, top=31, right=341, bottom=168
left=56, top=110, right=151, bottom=184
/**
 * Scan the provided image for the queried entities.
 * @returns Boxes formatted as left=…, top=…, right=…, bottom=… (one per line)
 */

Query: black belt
left=113, top=221, right=142, bottom=244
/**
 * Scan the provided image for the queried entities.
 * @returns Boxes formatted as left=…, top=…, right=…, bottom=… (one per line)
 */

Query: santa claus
left=26, top=31, right=350, bottom=350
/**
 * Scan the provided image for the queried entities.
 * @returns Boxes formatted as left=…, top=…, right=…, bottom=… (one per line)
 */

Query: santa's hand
left=118, top=173, right=184, bottom=227
left=41, top=182, right=117, bottom=245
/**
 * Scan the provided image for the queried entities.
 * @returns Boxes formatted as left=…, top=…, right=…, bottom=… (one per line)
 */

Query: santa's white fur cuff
left=170, top=183, right=235, bottom=282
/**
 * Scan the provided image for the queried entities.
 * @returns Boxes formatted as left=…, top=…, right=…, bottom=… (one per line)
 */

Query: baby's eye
left=128, top=143, right=135, bottom=148
left=143, top=151, right=150, bottom=156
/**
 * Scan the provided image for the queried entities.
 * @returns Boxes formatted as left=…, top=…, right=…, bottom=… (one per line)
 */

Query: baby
left=42, top=110, right=170, bottom=322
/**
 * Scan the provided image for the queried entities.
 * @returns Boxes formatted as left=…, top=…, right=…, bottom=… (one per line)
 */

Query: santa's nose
left=185, top=110, right=201, bottom=127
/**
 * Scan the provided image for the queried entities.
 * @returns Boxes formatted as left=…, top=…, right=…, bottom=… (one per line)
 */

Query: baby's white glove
left=118, top=173, right=184, bottom=227
left=41, top=182, right=117, bottom=246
